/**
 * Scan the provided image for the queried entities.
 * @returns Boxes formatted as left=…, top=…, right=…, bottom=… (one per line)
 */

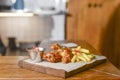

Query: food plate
left=18, top=55, right=106, bottom=78
left=18, top=42, right=107, bottom=78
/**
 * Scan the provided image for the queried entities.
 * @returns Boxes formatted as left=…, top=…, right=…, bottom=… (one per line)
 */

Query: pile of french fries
left=71, top=46, right=95, bottom=63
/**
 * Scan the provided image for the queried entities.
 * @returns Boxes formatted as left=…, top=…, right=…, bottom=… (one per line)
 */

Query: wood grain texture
left=0, top=41, right=120, bottom=80
left=66, top=0, right=120, bottom=68
left=18, top=56, right=106, bottom=78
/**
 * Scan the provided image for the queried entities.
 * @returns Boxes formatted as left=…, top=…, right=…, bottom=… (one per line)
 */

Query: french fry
left=78, top=56, right=87, bottom=62
left=76, top=56, right=80, bottom=62
left=82, top=53, right=91, bottom=62
left=71, top=46, right=95, bottom=63
left=76, top=52, right=81, bottom=55
left=76, top=46, right=81, bottom=50
left=80, top=48, right=90, bottom=54
left=71, top=55, right=77, bottom=63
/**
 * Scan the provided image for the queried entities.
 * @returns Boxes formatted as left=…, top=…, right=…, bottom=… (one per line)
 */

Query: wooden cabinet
left=66, top=0, right=120, bottom=68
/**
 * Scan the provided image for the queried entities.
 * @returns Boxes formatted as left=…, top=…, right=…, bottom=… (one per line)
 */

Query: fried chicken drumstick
left=42, top=43, right=73, bottom=63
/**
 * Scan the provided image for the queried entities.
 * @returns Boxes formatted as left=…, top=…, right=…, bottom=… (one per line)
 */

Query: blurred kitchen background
left=0, top=0, right=66, bottom=45
left=0, top=0, right=120, bottom=69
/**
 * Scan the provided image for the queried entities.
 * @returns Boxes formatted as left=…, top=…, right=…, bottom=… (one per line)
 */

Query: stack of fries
left=71, top=46, right=95, bottom=63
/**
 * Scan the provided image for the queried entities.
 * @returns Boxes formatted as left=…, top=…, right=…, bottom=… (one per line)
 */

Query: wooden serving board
left=18, top=55, right=106, bottom=78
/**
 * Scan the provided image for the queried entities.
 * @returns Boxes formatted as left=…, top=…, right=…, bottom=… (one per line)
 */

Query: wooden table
left=0, top=40, right=120, bottom=80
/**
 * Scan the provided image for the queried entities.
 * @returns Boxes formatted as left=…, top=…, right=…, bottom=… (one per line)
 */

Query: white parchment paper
left=24, top=55, right=106, bottom=72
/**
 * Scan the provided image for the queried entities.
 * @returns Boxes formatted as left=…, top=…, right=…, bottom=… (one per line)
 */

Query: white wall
left=24, top=0, right=66, bottom=40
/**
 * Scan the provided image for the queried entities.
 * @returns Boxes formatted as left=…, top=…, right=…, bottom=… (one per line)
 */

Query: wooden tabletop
left=0, top=40, right=120, bottom=80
